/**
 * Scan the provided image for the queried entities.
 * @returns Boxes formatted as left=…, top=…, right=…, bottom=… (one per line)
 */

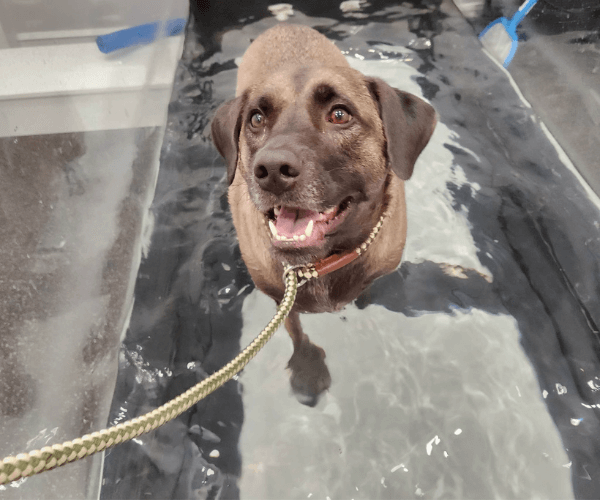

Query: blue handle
left=96, top=18, right=186, bottom=54
left=508, top=0, right=538, bottom=31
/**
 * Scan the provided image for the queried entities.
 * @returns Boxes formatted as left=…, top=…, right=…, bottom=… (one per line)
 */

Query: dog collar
left=286, top=213, right=386, bottom=285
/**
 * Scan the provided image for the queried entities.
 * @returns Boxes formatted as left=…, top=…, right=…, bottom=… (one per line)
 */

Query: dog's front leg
left=284, top=310, right=331, bottom=407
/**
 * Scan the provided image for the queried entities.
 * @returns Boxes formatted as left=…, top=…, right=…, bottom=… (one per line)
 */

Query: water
left=101, top=1, right=600, bottom=499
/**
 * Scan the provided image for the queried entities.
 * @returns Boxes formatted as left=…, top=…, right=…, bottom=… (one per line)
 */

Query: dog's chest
left=291, top=265, right=370, bottom=313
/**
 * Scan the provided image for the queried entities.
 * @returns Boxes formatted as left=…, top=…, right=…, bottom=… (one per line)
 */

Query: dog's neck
left=289, top=208, right=386, bottom=284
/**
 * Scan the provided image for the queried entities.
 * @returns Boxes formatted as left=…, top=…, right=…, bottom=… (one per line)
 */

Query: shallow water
left=101, top=1, right=600, bottom=499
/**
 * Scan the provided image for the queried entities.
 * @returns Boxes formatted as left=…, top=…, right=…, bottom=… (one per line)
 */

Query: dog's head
left=212, top=65, right=436, bottom=263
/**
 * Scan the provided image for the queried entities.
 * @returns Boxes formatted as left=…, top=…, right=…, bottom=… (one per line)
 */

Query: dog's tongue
left=276, top=206, right=319, bottom=237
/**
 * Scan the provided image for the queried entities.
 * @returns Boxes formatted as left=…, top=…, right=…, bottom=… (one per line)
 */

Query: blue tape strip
left=96, top=18, right=186, bottom=54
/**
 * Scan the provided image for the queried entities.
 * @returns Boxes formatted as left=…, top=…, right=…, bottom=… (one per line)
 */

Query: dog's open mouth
left=266, top=197, right=352, bottom=248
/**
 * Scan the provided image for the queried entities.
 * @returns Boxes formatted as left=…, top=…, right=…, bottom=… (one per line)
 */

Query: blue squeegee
left=96, top=18, right=186, bottom=54
left=479, top=0, right=538, bottom=67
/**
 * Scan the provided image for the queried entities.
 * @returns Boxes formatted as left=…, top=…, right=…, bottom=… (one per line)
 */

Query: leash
left=0, top=213, right=385, bottom=486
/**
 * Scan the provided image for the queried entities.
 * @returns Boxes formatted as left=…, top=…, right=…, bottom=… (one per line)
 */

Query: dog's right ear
left=211, top=95, right=245, bottom=185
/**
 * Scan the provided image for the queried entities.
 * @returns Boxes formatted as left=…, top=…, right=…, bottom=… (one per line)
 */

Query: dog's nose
left=253, top=149, right=301, bottom=195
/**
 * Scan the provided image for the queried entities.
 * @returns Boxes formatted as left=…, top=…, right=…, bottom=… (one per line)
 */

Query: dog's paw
left=287, top=341, right=331, bottom=407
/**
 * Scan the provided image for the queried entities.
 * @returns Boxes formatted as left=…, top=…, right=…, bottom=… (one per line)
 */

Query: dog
left=211, top=24, right=436, bottom=406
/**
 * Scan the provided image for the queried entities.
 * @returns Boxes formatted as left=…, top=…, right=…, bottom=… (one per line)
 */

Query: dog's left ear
left=211, top=95, right=245, bottom=185
left=367, top=77, right=437, bottom=180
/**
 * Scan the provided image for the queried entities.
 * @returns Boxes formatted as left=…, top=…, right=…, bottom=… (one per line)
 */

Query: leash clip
left=282, top=264, right=308, bottom=287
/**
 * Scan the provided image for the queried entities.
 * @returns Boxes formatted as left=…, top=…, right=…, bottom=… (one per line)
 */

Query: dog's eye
left=250, top=112, right=265, bottom=128
left=328, top=108, right=351, bottom=124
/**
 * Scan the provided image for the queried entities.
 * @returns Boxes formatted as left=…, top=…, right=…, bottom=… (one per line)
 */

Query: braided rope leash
left=0, top=269, right=298, bottom=486
left=0, top=212, right=387, bottom=486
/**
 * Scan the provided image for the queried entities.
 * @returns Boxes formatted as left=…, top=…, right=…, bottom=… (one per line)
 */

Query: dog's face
left=212, top=65, right=436, bottom=263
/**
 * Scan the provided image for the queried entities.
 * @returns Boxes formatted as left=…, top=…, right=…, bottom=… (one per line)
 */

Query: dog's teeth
left=269, top=220, right=278, bottom=237
left=323, top=206, right=336, bottom=215
left=299, top=234, right=307, bottom=241
left=305, top=220, right=314, bottom=237
left=274, top=206, right=281, bottom=216
left=293, top=235, right=300, bottom=241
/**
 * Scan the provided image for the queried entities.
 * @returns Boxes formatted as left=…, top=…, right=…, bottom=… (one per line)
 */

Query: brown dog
left=212, top=24, right=436, bottom=405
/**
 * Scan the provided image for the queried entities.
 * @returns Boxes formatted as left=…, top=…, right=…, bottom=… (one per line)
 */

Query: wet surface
left=0, top=128, right=163, bottom=499
left=457, top=0, right=600, bottom=204
left=101, top=1, right=600, bottom=499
